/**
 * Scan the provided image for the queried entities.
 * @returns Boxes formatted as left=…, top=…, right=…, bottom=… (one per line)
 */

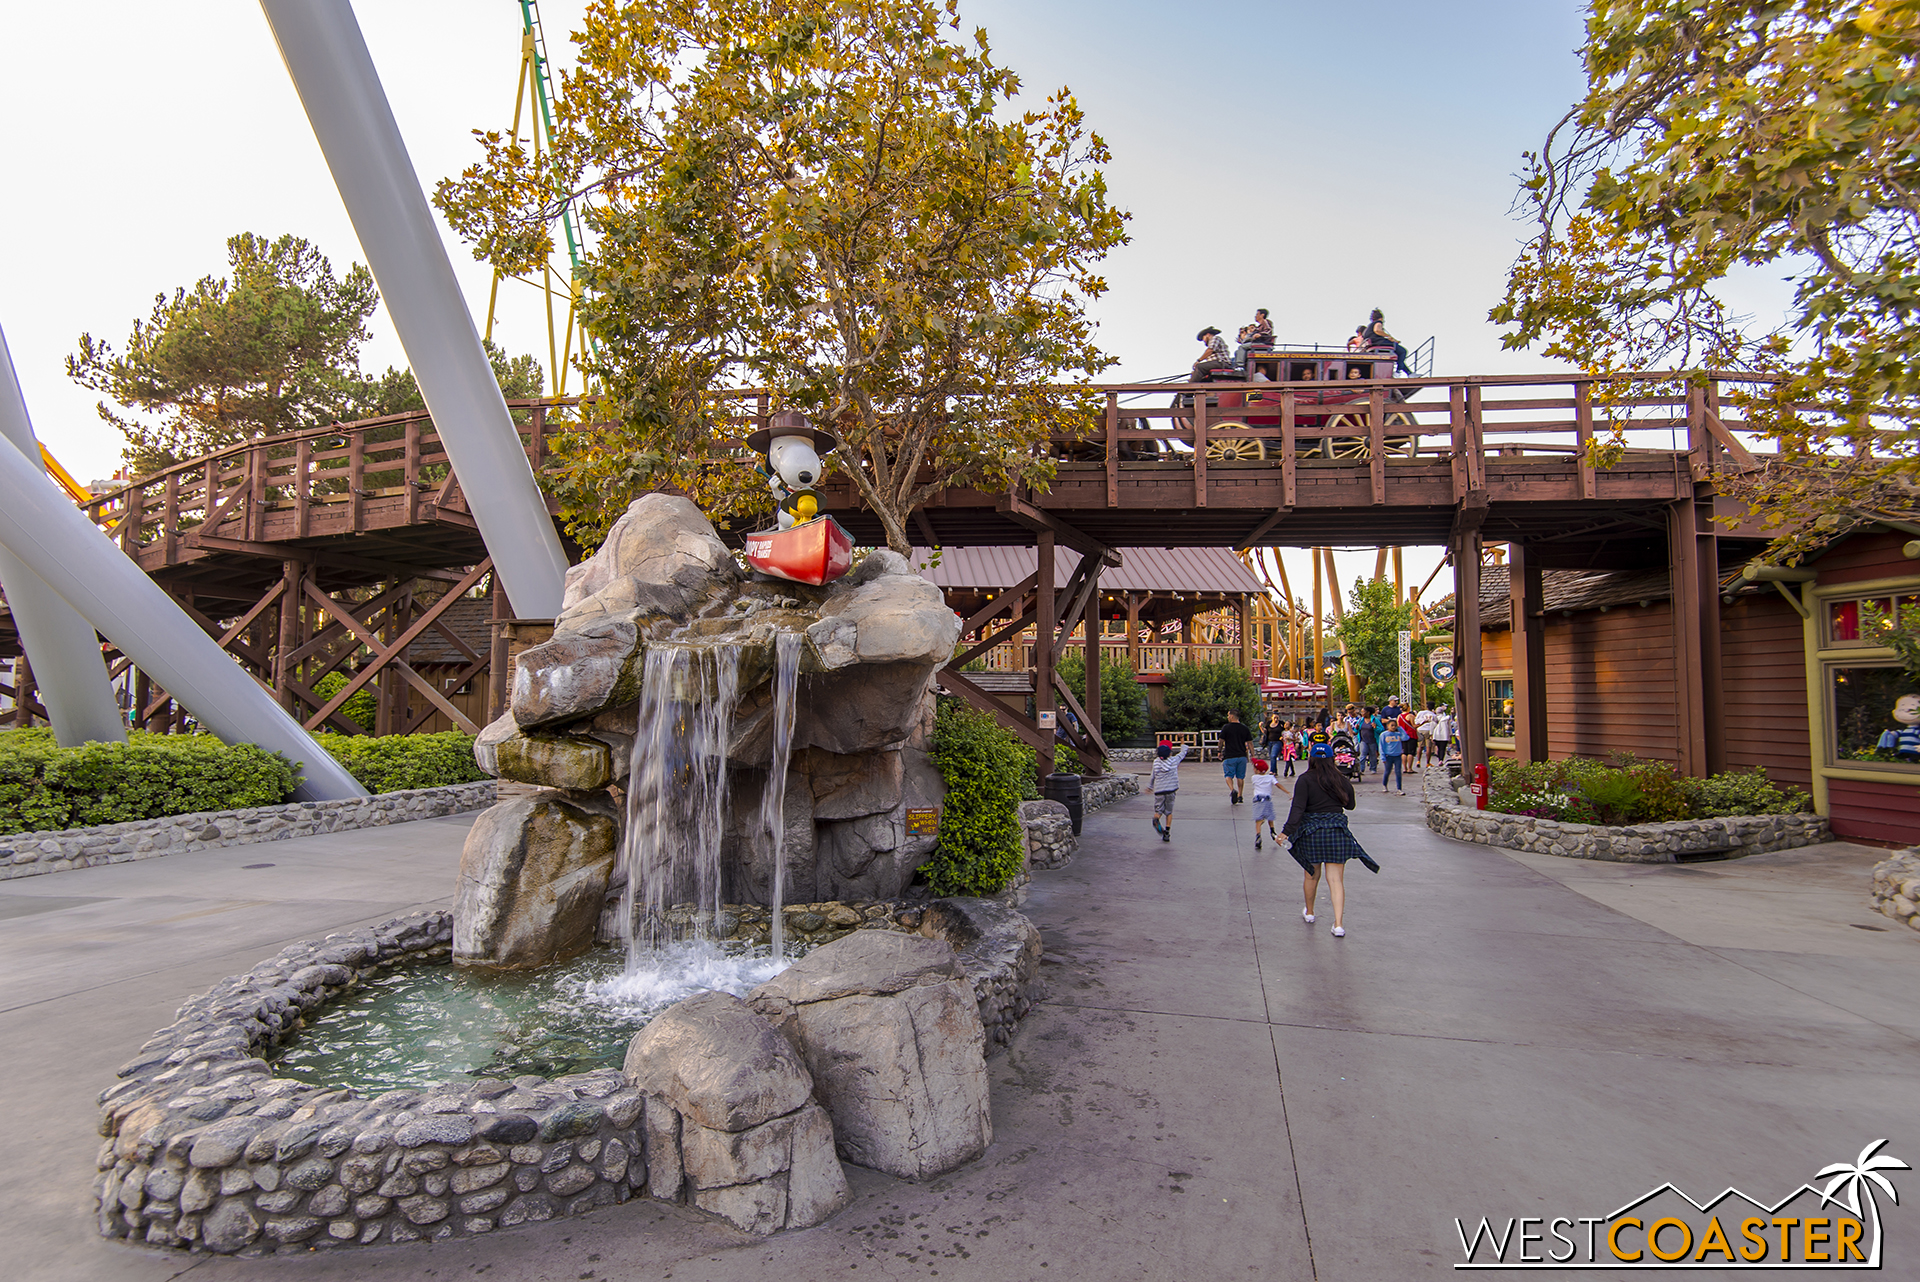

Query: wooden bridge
left=0, top=371, right=1778, bottom=777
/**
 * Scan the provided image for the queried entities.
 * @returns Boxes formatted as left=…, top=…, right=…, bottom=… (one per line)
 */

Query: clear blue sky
left=0, top=1, right=1659, bottom=597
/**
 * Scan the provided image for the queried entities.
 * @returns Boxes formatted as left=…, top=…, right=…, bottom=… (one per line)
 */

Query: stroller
left=1329, top=731, right=1365, bottom=782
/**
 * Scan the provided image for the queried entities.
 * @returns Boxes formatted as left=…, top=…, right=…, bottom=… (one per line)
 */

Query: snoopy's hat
left=746, top=409, right=841, bottom=455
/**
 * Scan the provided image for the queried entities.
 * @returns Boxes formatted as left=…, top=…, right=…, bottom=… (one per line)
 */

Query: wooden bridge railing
left=78, top=371, right=1796, bottom=558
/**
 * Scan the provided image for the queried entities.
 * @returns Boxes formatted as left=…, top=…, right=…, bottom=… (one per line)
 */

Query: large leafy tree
left=69, top=233, right=379, bottom=473
left=436, top=0, right=1129, bottom=551
left=1335, top=577, right=1416, bottom=706
left=1490, top=0, right=1920, bottom=561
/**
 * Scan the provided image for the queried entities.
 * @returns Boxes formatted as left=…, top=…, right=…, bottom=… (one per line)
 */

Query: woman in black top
left=1261, top=712, right=1287, bottom=772
left=1282, top=745, right=1379, bottom=936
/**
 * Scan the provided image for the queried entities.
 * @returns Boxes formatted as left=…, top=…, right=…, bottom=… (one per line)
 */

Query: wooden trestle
left=0, top=373, right=1779, bottom=775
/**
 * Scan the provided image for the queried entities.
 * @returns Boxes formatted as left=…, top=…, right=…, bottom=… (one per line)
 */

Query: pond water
left=270, top=940, right=793, bottom=1095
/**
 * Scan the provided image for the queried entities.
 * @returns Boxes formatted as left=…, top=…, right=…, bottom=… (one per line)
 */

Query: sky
left=0, top=0, right=1782, bottom=607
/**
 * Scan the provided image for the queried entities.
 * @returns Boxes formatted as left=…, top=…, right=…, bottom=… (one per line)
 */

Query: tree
left=1056, top=651, right=1148, bottom=742
left=357, top=341, right=548, bottom=418
left=1335, top=577, right=1415, bottom=706
left=435, top=0, right=1129, bottom=551
left=1490, top=0, right=1920, bottom=562
left=69, top=233, right=379, bottom=472
left=1161, top=658, right=1262, bottom=733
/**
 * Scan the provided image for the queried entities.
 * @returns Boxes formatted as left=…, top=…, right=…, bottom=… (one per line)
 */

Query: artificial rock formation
left=748, top=932, right=991, bottom=1180
left=453, top=791, right=619, bottom=969
left=456, top=494, right=960, bottom=967
left=623, top=991, right=851, bottom=1232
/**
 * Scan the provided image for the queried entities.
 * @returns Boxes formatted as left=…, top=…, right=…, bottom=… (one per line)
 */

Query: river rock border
left=3, top=781, right=498, bottom=881
left=1420, top=767, right=1830, bottom=862
left=95, top=896, right=1044, bottom=1255
left=1870, top=848, right=1920, bottom=932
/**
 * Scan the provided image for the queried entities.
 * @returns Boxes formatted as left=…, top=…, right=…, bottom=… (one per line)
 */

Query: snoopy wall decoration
left=742, top=409, right=855, bottom=586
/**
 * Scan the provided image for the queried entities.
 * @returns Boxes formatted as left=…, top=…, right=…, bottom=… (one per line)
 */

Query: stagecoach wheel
left=1322, top=411, right=1420, bottom=459
left=1204, top=433, right=1266, bottom=462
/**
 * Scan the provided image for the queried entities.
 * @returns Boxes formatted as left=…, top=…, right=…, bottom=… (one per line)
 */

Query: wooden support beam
left=1237, top=507, right=1289, bottom=549
left=1574, top=382, right=1597, bottom=500
left=276, top=559, right=305, bottom=714
left=488, top=572, right=512, bottom=724
left=1667, top=495, right=1724, bottom=776
left=1368, top=389, right=1387, bottom=505
left=1104, top=392, right=1119, bottom=508
left=995, top=494, right=1120, bottom=566
left=1126, top=592, right=1140, bottom=671
left=1192, top=392, right=1208, bottom=507
left=1508, top=542, right=1549, bottom=763
left=1035, top=532, right=1057, bottom=777
left=1083, top=575, right=1102, bottom=758
left=1281, top=389, right=1298, bottom=508
left=1454, top=524, right=1484, bottom=775
left=938, top=669, right=1052, bottom=751
left=299, top=563, right=492, bottom=735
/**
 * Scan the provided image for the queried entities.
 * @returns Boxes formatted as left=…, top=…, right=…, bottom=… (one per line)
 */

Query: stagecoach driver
left=1193, top=326, right=1234, bottom=378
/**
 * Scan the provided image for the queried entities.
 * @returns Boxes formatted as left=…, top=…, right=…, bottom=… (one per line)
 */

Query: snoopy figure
left=746, top=409, right=840, bottom=530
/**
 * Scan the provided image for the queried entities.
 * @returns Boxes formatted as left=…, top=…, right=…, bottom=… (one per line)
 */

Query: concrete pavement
left=0, top=775, right=1914, bottom=1280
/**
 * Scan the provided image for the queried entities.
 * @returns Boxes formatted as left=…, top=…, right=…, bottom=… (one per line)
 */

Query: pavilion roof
left=911, top=545, right=1264, bottom=596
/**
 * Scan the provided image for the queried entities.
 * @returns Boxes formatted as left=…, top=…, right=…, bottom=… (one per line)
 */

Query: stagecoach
left=1054, top=345, right=1420, bottom=463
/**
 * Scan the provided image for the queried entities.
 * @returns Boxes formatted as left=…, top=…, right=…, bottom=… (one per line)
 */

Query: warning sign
left=906, top=808, right=940, bottom=837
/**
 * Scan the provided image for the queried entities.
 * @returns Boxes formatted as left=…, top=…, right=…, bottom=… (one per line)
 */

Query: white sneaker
left=1302, top=907, right=1315, bottom=924
left=1331, top=925, right=1346, bottom=938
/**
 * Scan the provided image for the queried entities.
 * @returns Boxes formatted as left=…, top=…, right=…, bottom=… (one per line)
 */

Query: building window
left=1484, top=674, right=1515, bottom=744
left=1825, top=591, right=1920, bottom=647
left=1829, top=663, right=1920, bottom=768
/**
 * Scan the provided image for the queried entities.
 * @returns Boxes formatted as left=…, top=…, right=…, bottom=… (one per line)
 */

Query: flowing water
left=621, top=644, right=740, bottom=961
left=759, top=632, right=802, bottom=959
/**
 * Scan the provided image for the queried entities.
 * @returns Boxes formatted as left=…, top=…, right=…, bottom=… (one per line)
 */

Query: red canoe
left=744, top=516, right=855, bottom=586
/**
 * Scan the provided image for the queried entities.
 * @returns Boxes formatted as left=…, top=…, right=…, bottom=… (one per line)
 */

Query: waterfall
left=760, top=633, right=802, bottom=959
left=620, top=643, right=739, bottom=966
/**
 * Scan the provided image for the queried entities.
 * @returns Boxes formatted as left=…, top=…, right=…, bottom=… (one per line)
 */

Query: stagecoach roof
left=910, top=545, right=1265, bottom=596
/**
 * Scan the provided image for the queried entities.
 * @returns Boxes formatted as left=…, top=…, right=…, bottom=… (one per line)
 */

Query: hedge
left=919, top=699, right=1027, bottom=896
left=0, top=728, right=486, bottom=835
left=311, top=730, right=489, bottom=793
left=0, top=729, right=296, bottom=835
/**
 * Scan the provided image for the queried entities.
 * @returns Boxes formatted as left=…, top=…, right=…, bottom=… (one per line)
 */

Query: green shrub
left=1161, top=658, right=1263, bottom=733
left=0, top=729, right=298, bottom=834
left=1682, top=767, right=1812, bottom=818
left=1056, top=653, right=1149, bottom=744
left=920, top=699, right=1027, bottom=896
left=313, top=731, right=488, bottom=793
left=312, top=672, right=378, bottom=733
left=1486, top=754, right=1812, bottom=824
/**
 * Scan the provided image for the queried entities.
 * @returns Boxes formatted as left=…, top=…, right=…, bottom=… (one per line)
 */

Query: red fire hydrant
left=1471, top=761, right=1489, bottom=810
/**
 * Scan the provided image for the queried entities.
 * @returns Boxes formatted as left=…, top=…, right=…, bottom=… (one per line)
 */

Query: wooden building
left=914, top=545, right=1267, bottom=723
left=1472, top=527, right=1920, bottom=845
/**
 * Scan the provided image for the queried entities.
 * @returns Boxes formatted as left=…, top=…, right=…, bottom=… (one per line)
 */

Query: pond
left=269, top=939, right=793, bottom=1095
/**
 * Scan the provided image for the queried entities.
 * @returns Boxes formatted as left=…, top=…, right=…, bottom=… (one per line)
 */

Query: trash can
left=1041, top=772, right=1084, bottom=836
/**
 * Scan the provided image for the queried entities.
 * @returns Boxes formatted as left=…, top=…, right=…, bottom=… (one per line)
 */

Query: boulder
left=623, top=992, right=811, bottom=1133
left=452, top=792, right=620, bottom=969
left=748, top=933, right=991, bottom=1179
left=811, top=746, right=944, bottom=900
left=558, top=494, right=739, bottom=630
left=798, top=662, right=944, bottom=755
left=495, top=734, right=613, bottom=792
left=806, top=572, right=959, bottom=671
left=805, top=748, right=903, bottom=820
left=473, top=711, right=518, bottom=776
left=625, top=993, right=852, bottom=1234
left=510, top=618, right=645, bottom=730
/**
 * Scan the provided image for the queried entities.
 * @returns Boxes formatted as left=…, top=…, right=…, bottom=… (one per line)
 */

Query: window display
left=1831, top=664, right=1920, bottom=766
left=1485, top=676, right=1515, bottom=742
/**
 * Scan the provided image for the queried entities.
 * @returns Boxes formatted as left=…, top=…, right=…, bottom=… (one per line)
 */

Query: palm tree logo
left=1816, top=1138, right=1910, bottom=1265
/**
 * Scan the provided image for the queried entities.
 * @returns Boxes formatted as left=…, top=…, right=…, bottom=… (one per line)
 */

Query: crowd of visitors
left=1144, top=697, right=1454, bottom=935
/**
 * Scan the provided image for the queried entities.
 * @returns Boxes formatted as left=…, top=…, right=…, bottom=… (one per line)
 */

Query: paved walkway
left=1, top=779, right=1914, bottom=1280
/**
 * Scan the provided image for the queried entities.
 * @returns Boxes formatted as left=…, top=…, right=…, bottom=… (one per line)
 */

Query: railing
left=76, top=370, right=1801, bottom=561
left=968, top=639, right=1244, bottom=674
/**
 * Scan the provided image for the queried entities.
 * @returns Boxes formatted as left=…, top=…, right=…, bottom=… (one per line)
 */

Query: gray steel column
left=0, top=430, right=366, bottom=800
left=0, top=325, right=127, bottom=745
left=258, top=0, right=568, bottom=618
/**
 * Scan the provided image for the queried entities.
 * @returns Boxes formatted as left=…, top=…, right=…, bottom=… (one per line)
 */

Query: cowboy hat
left=1195, top=326, right=1222, bottom=340
left=745, top=408, right=841, bottom=454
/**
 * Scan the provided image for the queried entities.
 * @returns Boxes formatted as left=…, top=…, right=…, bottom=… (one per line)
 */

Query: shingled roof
left=1475, top=566, right=1677, bottom=623
left=912, top=545, right=1264, bottom=595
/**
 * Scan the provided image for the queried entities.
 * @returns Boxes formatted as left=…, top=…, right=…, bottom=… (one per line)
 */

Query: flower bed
left=1422, top=766, right=1830, bottom=862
